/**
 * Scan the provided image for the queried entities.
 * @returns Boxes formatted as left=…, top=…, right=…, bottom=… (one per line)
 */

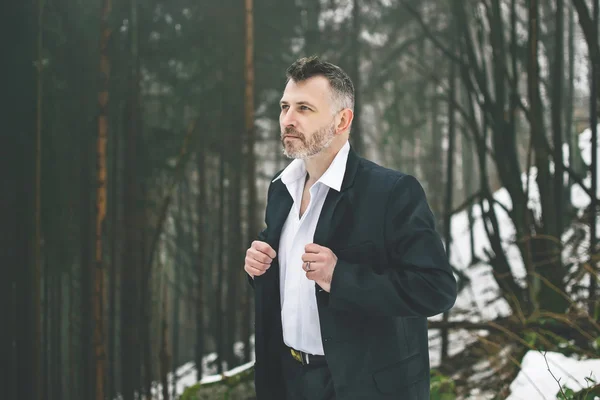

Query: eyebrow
left=280, top=100, right=318, bottom=110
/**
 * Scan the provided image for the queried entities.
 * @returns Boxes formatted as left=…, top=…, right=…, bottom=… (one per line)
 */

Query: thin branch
left=542, top=351, right=568, bottom=399
left=403, top=55, right=491, bottom=157
left=492, top=198, right=512, bottom=217
left=474, top=336, right=547, bottom=399
left=447, top=190, right=482, bottom=218
left=400, top=0, right=467, bottom=68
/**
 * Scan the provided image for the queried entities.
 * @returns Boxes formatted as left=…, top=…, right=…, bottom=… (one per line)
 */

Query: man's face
left=279, top=76, right=337, bottom=159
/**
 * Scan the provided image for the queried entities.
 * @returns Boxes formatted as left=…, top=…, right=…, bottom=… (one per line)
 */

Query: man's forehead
left=281, top=76, right=332, bottom=104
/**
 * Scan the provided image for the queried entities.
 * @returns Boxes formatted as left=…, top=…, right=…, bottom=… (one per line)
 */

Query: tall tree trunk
left=121, top=0, right=141, bottom=396
left=160, top=284, right=171, bottom=400
left=208, top=165, right=220, bottom=369
left=172, top=184, right=183, bottom=396
left=227, top=138, right=242, bottom=369
left=3, top=4, right=36, bottom=398
left=572, top=0, right=600, bottom=101
left=349, top=0, right=364, bottom=155
left=441, top=27, right=457, bottom=364
left=108, top=86, right=120, bottom=400
left=53, top=273, right=63, bottom=400
left=34, top=0, right=44, bottom=396
left=243, top=0, right=256, bottom=364
left=566, top=1, right=576, bottom=207
left=44, top=268, right=50, bottom=400
left=140, top=185, right=153, bottom=398
left=304, top=0, right=320, bottom=56
left=552, top=0, right=565, bottom=238
left=227, top=19, right=244, bottom=364
left=81, top=57, right=95, bottom=400
left=171, top=269, right=180, bottom=398
left=528, top=0, right=567, bottom=312
left=195, top=137, right=206, bottom=381
left=216, top=148, right=226, bottom=374
left=94, top=0, right=111, bottom=397
left=460, top=83, right=477, bottom=265
left=69, top=266, right=76, bottom=400
left=588, top=0, right=599, bottom=316
left=430, top=92, right=441, bottom=219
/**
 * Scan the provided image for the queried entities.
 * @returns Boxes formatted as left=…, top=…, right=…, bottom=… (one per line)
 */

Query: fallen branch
left=428, top=317, right=599, bottom=340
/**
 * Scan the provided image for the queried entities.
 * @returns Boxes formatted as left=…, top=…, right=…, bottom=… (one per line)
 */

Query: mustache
left=281, top=127, right=305, bottom=139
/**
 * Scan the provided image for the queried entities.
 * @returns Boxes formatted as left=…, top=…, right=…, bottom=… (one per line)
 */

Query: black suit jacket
left=251, top=147, right=457, bottom=400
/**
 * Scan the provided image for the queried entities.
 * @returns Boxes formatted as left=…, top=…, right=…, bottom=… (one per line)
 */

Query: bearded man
left=244, top=56, right=457, bottom=400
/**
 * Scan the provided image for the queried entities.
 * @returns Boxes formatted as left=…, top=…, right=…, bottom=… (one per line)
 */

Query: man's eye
left=281, top=105, right=289, bottom=110
left=300, top=105, right=310, bottom=111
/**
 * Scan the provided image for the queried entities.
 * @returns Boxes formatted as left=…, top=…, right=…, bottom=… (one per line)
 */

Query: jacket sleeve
left=246, top=171, right=281, bottom=289
left=247, top=226, right=268, bottom=289
left=328, top=174, right=457, bottom=317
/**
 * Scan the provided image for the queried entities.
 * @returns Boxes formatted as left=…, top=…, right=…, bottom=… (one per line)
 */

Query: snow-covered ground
left=507, top=351, right=600, bottom=400
left=145, top=126, right=599, bottom=399
left=146, top=339, right=256, bottom=399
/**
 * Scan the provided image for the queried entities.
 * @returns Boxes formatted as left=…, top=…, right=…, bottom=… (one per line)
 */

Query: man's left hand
left=301, top=243, right=338, bottom=293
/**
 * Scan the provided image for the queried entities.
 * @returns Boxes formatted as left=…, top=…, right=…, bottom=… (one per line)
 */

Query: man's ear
left=335, top=108, right=354, bottom=134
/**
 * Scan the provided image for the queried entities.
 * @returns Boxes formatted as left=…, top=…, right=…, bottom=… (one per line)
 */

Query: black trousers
left=281, top=348, right=336, bottom=400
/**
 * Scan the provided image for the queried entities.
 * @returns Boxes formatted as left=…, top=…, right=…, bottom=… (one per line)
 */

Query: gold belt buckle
left=290, top=348, right=304, bottom=364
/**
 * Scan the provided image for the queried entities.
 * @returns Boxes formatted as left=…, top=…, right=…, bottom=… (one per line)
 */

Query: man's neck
left=303, top=139, right=346, bottom=183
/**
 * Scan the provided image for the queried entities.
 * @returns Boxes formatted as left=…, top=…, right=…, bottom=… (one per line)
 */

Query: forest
left=3, top=0, right=599, bottom=399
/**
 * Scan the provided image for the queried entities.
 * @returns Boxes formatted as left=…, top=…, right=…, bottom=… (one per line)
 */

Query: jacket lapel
left=262, top=179, right=293, bottom=283
left=265, top=180, right=293, bottom=248
left=313, top=146, right=360, bottom=247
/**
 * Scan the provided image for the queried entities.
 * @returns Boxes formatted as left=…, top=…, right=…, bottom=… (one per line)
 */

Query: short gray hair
left=285, top=56, right=354, bottom=113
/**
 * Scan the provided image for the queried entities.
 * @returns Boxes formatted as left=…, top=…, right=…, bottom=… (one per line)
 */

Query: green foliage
left=180, top=383, right=201, bottom=400
left=556, top=385, right=577, bottom=399
left=180, top=367, right=255, bottom=400
left=525, top=330, right=539, bottom=347
left=556, top=384, right=600, bottom=400
left=593, top=336, right=600, bottom=352
left=430, top=370, right=457, bottom=400
left=556, top=374, right=599, bottom=399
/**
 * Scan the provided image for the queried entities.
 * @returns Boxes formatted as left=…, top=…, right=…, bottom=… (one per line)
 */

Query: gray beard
left=281, top=121, right=336, bottom=160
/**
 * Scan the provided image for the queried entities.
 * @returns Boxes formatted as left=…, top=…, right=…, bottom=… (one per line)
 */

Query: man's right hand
left=244, top=241, right=277, bottom=279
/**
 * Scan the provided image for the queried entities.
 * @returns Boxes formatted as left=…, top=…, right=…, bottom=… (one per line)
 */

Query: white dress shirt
left=272, top=140, right=350, bottom=356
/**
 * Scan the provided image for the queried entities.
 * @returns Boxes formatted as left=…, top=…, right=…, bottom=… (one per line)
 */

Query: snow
left=147, top=338, right=256, bottom=399
left=507, top=351, right=600, bottom=400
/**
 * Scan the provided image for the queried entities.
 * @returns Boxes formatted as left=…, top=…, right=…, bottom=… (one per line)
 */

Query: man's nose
left=280, top=109, right=297, bottom=127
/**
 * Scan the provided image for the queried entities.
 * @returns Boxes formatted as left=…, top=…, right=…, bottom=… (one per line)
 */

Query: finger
left=244, top=264, right=268, bottom=275
left=252, top=241, right=277, bottom=259
left=248, top=248, right=274, bottom=264
left=301, top=253, right=319, bottom=263
left=245, top=256, right=270, bottom=272
left=303, top=261, right=323, bottom=273
left=305, top=270, right=318, bottom=280
left=302, top=261, right=314, bottom=272
left=245, top=264, right=267, bottom=277
left=304, top=243, right=322, bottom=254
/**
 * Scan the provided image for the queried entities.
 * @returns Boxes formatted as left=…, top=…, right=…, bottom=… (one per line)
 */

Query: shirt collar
left=272, top=140, right=350, bottom=192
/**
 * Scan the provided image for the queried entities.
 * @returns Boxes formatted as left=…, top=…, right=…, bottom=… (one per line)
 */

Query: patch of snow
left=507, top=351, right=600, bottom=400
